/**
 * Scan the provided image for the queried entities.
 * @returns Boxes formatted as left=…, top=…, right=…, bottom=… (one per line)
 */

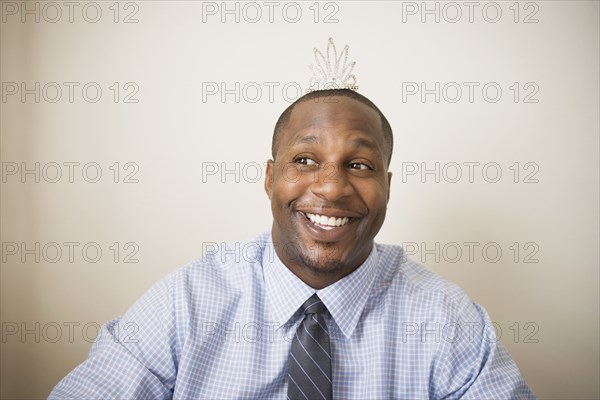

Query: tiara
left=307, top=37, right=358, bottom=93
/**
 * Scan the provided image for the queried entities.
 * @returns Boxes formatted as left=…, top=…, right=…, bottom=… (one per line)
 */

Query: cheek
left=274, top=168, right=312, bottom=195
left=271, top=171, right=304, bottom=209
left=358, top=183, right=389, bottom=214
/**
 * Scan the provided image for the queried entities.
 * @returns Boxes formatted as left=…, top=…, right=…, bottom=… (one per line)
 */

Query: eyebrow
left=291, top=135, right=320, bottom=146
left=350, top=137, right=380, bottom=153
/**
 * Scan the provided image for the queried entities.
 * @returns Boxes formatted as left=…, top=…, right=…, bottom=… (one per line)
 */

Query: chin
left=297, top=241, right=351, bottom=275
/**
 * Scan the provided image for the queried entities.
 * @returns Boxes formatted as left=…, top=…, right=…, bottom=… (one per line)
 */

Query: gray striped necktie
left=287, top=294, right=332, bottom=400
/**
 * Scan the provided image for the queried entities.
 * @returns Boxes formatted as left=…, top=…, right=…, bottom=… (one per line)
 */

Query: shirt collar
left=262, top=233, right=379, bottom=339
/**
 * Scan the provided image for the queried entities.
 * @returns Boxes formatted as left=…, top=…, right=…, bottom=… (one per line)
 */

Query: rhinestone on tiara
left=307, top=37, right=358, bottom=93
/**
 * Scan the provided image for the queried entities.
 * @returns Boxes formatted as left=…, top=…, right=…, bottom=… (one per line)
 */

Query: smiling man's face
left=265, top=95, right=392, bottom=289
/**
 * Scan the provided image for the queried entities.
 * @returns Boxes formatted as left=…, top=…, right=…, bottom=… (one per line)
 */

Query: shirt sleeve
left=431, top=296, right=537, bottom=400
left=48, top=274, right=178, bottom=400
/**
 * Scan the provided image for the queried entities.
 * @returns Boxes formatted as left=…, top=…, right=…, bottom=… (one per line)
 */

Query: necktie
left=287, top=294, right=333, bottom=400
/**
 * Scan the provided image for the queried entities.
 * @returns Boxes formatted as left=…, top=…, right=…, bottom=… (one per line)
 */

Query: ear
left=386, top=171, right=392, bottom=203
left=265, top=159, right=274, bottom=199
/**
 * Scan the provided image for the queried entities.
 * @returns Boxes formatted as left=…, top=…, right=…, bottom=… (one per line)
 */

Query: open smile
left=296, top=210, right=361, bottom=242
left=304, top=213, right=350, bottom=230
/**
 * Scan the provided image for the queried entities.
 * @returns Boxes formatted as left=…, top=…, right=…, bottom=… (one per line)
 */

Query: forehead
left=281, top=96, right=384, bottom=148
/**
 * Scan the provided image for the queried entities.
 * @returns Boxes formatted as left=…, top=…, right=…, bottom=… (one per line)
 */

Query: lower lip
left=297, top=212, right=356, bottom=242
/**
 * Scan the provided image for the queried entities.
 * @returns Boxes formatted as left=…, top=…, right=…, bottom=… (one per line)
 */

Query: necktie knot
left=301, top=294, right=327, bottom=315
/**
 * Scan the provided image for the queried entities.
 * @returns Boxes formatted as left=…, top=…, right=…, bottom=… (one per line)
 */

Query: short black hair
left=272, top=89, right=394, bottom=166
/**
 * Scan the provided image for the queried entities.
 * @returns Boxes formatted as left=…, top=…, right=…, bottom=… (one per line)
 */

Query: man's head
left=265, top=90, right=393, bottom=289
left=272, top=89, right=394, bottom=166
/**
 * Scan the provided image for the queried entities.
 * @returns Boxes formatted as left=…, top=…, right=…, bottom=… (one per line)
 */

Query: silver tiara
left=307, top=37, right=358, bottom=93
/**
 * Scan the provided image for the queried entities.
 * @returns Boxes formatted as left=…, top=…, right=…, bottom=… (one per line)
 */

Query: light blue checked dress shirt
left=50, top=232, right=536, bottom=399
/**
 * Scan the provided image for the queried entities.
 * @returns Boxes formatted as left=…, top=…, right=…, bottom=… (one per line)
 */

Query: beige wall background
left=1, top=1, right=598, bottom=398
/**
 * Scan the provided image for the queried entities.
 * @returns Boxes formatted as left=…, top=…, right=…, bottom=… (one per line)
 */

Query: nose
left=310, top=163, right=355, bottom=202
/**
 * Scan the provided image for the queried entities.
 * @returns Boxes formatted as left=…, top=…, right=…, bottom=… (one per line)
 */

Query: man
left=50, top=88, right=536, bottom=399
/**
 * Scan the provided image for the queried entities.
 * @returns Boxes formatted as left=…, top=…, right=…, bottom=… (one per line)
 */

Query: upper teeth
left=305, top=213, right=349, bottom=228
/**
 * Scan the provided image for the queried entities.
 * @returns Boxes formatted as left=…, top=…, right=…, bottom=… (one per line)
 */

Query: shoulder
left=168, top=231, right=270, bottom=294
left=119, top=232, right=272, bottom=337
left=373, top=242, right=477, bottom=318
left=370, top=245, right=534, bottom=398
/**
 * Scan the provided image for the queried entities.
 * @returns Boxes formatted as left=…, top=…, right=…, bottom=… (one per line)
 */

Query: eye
left=295, top=157, right=317, bottom=166
left=349, top=162, right=372, bottom=171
